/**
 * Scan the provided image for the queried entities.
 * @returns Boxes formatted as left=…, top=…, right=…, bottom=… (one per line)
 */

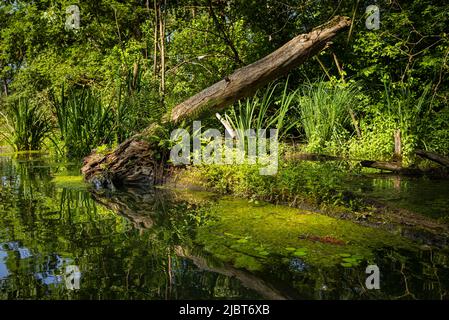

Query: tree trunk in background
left=394, top=129, right=402, bottom=161
left=153, top=0, right=159, bottom=77
left=81, top=16, right=352, bottom=188
left=2, top=80, right=7, bottom=96
left=159, top=1, right=166, bottom=95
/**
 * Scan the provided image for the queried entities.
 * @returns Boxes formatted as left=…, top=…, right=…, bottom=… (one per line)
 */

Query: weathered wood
left=170, top=16, right=351, bottom=123
left=361, top=160, right=402, bottom=172
left=393, top=129, right=402, bottom=161
left=82, top=16, right=351, bottom=188
left=360, top=160, right=422, bottom=175
left=81, top=135, right=164, bottom=188
left=416, top=149, right=449, bottom=168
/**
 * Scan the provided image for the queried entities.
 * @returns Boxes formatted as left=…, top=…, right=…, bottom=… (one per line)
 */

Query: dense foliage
left=0, top=0, right=448, bottom=163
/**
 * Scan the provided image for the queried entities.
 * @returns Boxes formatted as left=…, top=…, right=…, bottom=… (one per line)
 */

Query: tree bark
left=360, top=160, right=423, bottom=175
left=82, top=16, right=351, bottom=188
left=159, top=1, right=166, bottom=95
left=416, top=149, right=449, bottom=168
left=393, top=129, right=402, bottom=161
left=170, top=16, right=351, bottom=123
left=361, top=160, right=406, bottom=172
left=153, top=0, right=159, bottom=76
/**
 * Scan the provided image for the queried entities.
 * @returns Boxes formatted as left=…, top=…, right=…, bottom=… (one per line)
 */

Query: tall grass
left=383, top=80, right=432, bottom=132
left=296, top=81, right=359, bottom=150
left=224, top=81, right=298, bottom=141
left=0, top=98, right=51, bottom=151
left=383, top=80, right=432, bottom=163
left=52, top=87, right=114, bottom=158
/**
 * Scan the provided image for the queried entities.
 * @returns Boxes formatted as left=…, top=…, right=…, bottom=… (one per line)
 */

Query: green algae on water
left=195, top=197, right=417, bottom=271
left=52, top=175, right=88, bottom=189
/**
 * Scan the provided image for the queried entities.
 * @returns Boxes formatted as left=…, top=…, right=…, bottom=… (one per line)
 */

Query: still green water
left=1, top=154, right=449, bottom=299
left=350, top=174, right=449, bottom=219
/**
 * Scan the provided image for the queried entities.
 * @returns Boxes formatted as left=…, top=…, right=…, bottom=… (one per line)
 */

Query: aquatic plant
left=195, top=198, right=415, bottom=270
left=0, top=98, right=51, bottom=151
left=296, top=81, right=359, bottom=152
left=52, top=86, right=114, bottom=159
left=224, top=80, right=299, bottom=142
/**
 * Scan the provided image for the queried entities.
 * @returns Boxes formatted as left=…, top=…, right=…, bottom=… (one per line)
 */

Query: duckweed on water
left=195, top=198, right=417, bottom=271
left=52, top=175, right=88, bottom=189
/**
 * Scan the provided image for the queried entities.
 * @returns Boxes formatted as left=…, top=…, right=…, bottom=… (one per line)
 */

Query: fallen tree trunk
left=361, top=160, right=404, bottom=172
left=360, top=150, right=449, bottom=176
left=82, top=16, right=351, bottom=188
left=284, top=152, right=342, bottom=162
left=170, top=16, right=351, bottom=123
left=360, top=160, right=424, bottom=175
left=416, top=149, right=449, bottom=168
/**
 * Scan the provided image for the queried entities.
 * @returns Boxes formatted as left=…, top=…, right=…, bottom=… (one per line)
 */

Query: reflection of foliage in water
left=1, top=155, right=449, bottom=300
left=349, top=175, right=449, bottom=219
left=0, top=156, right=259, bottom=299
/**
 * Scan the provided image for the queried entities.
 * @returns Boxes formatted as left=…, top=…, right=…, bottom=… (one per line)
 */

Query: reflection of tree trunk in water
left=393, top=175, right=401, bottom=190
left=90, top=189, right=157, bottom=230
left=166, top=253, right=173, bottom=300
left=81, top=16, right=352, bottom=189
left=90, top=188, right=296, bottom=299
left=174, top=246, right=294, bottom=300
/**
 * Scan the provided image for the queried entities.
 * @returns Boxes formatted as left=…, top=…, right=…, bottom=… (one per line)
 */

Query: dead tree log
left=360, top=161, right=404, bottom=172
left=170, top=16, right=351, bottom=122
left=360, top=160, right=423, bottom=175
left=416, top=149, right=449, bottom=168
left=82, top=16, right=351, bottom=188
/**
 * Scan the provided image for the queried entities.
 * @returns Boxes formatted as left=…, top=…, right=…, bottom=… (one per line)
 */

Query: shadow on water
left=1, top=154, right=449, bottom=299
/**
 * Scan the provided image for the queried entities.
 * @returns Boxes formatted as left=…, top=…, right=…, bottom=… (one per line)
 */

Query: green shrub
left=348, top=115, right=396, bottom=161
left=348, top=81, right=433, bottom=165
left=195, top=158, right=364, bottom=211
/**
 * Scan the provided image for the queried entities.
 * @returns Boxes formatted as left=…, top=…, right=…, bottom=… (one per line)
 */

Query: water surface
left=1, top=155, right=449, bottom=299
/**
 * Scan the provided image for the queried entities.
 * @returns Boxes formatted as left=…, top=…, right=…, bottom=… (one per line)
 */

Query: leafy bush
left=348, top=115, right=396, bottom=161
left=422, top=108, right=449, bottom=155
left=348, top=81, right=433, bottom=164
left=195, top=158, right=364, bottom=211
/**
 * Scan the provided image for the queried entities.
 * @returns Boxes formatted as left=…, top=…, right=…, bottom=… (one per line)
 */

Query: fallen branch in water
left=416, top=150, right=449, bottom=168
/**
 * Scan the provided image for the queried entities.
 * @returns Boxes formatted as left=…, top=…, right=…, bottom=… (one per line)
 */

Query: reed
left=53, top=86, right=114, bottom=158
left=0, top=98, right=51, bottom=151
